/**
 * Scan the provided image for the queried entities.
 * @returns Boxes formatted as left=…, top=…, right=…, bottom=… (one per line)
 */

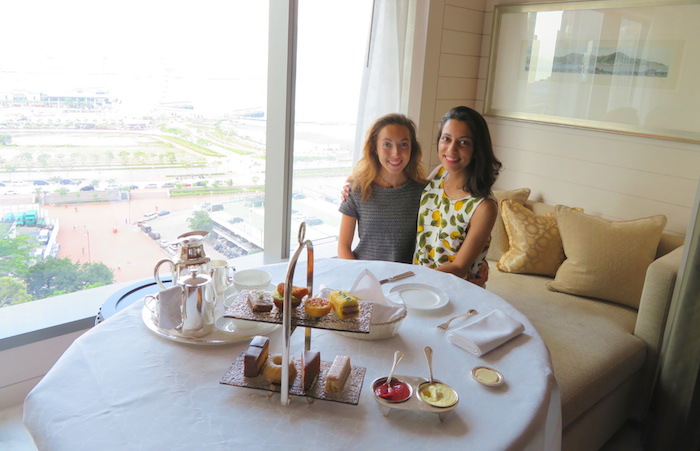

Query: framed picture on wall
left=484, top=0, right=700, bottom=143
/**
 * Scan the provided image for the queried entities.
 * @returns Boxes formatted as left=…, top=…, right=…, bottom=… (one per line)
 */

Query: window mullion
left=264, top=0, right=298, bottom=263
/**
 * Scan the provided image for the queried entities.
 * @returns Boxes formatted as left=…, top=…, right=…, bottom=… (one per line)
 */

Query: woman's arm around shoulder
left=426, top=165, right=442, bottom=182
left=435, top=198, right=498, bottom=278
left=337, top=214, right=357, bottom=259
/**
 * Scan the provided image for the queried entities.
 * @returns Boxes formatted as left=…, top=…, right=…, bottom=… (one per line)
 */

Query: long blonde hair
left=350, top=113, right=425, bottom=200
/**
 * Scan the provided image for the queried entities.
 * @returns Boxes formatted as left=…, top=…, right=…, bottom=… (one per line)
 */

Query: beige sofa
left=484, top=190, right=685, bottom=451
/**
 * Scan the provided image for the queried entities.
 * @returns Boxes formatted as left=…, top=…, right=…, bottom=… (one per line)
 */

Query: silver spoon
left=424, top=346, right=434, bottom=384
left=386, top=350, right=404, bottom=388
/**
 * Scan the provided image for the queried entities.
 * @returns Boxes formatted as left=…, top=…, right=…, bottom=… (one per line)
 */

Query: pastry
left=304, top=297, right=331, bottom=319
left=325, top=354, right=351, bottom=395
left=329, top=290, right=360, bottom=319
left=261, top=353, right=297, bottom=384
left=247, top=290, right=273, bottom=312
left=243, top=336, right=269, bottom=377
left=243, top=346, right=266, bottom=377
left=249, top=335, right=269, bottom=349
left=271, top=283, right=308, bottom=311
left=302, top=350, right=320, bottom=391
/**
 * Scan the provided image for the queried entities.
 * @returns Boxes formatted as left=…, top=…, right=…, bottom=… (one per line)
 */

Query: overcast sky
left=1, top=0, right=372, bottom=122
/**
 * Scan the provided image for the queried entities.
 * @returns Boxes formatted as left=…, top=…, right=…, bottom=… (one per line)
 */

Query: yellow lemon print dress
left=413, top=167, right=489, bottom=278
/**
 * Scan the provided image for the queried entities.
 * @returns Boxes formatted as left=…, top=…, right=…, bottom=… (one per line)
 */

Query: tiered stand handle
left=280, top=223, right=314, bottom=405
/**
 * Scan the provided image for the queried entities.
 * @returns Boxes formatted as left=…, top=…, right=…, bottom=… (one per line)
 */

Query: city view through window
left=0, top=1, right=372, bottom=307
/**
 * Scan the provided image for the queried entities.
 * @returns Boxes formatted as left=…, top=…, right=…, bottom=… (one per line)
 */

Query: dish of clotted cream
left=418, top=382, right=458, bottom=408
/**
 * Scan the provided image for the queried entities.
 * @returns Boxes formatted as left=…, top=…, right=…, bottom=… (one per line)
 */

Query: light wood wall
left=417, top=0, right=699, bottom=235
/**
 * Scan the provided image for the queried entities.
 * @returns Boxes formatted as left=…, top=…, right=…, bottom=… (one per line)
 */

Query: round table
left=24, top=258, right=561, bottom=450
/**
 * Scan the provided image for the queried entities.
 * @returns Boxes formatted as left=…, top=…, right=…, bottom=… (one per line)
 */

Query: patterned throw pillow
left=497, top=199, right=570, bottom=276
left=486, top=188, right=531, bottom=262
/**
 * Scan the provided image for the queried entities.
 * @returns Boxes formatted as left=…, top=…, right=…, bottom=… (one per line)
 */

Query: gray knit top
left=338, top=179, right=426, bottom=263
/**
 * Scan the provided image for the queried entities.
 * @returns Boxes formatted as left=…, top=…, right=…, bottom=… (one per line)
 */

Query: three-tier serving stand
left=221, top=223, right=369, bottom=406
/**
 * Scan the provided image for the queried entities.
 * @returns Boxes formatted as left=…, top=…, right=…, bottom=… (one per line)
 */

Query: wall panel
left=417, top=0, right=698, bottom=236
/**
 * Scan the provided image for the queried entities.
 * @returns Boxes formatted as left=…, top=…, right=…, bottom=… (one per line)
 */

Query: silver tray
left=221, top=351, right=366, bottom=405
left=224, top=290, right=373, bottom=334
left=142, top=297, right=279, bottom=345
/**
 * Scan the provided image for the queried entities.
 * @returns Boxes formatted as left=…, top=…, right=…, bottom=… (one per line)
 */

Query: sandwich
left=272, top=282, right=309, bottom=310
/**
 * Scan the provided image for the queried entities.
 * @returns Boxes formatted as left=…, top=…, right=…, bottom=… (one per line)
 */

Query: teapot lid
left=182, top=269, right=211, bottom=286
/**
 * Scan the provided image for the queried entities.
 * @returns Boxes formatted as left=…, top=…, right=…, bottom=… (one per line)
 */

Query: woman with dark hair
left=338, top=113, right=426, bottom=263
left=413, top=106, right=502, bottom=283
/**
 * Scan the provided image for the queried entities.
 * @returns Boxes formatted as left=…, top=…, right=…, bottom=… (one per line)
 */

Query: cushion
left=487, top=267, right=644, bottom=427
left=546, top=206, right=667, bottom=308
left=487, top=188, right=531, bottom=261
left=497, top=199, right=568, bottom=276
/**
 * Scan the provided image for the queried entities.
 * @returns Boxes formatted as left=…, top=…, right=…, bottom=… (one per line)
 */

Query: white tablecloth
left=24, top=259, right=561, bottom=450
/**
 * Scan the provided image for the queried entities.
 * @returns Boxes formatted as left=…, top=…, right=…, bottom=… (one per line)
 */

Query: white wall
left=416, top=0, right=699, bottom=235
left=0, top=330, right=86, bottom=408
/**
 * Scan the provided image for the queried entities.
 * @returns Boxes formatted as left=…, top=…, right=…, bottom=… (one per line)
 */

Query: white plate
left=142, top=298, right=278, bottom=345
left=222, top=283, right=277, bottom=307
left=389, top=283, right=449, bottom=310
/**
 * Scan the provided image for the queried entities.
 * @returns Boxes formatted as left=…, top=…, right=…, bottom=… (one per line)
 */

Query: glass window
left=0, top=0, right=373, bottom=308
left=291, top=0, right=373, bottom=256
left=0, top=1, right=269, bottom=306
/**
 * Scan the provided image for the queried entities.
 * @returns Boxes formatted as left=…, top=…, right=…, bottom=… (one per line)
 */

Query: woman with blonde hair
left=338, top=113, right=426, bottom=263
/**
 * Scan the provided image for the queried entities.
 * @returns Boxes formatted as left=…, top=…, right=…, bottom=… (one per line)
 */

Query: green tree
left=0, top=135, right=12, bottom=146
left=23, top=258, right=114, bottom=299
left=187, top=210, right=214, bottom=232
left=24, top=258, right=79, bottom=298
left=0, top=235, right=37, bottom=277
left=80, top=262, right=115, bottom=288
left=37, top=153, right=51, bottom=166
left=0, top=277, right=33, bottom=307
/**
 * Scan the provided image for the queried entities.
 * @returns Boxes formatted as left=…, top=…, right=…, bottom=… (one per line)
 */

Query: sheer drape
left=353, top=0, right=413, bottom=162
left=648, top=180, right=700, bottom=450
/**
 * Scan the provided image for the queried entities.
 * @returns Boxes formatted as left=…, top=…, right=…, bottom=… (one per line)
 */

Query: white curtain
left=353, top=0, right=413, bottom=163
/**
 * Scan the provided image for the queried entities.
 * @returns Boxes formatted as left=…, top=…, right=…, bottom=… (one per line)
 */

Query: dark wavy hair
left=437, top=106, right=502, bottom=198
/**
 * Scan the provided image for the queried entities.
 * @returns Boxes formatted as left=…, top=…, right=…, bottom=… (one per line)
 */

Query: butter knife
left=379, top=271, right=415, bottom=285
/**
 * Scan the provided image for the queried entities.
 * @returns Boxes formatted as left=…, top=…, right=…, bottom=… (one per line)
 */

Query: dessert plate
left=389, top=284, right=449, bottom=310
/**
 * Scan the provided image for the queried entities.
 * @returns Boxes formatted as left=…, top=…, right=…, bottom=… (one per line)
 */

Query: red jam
left=374, top=379, right=411, bottom=402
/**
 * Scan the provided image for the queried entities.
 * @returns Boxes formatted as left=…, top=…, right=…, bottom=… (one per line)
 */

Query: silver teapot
left=154, top=230, right=211, bottom=289
left=146, top=269, right=215, bottom=338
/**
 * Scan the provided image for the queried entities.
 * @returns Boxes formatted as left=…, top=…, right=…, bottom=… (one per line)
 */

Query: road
left=45, top=191, right=235, bottom=283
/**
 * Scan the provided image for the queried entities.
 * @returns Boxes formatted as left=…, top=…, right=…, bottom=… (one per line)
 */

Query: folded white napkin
left=157, top=286, right=183, bottom=331
left=318, top=269, right=406, bottom=323
left=447, top=309, right=525, bottom=356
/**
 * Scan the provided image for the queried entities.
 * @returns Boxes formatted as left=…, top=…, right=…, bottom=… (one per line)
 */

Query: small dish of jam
left=372, top=376, right=413, bottom=403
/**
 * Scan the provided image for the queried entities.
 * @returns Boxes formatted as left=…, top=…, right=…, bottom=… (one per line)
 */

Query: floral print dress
left=413, top=167, right=489, bottom=279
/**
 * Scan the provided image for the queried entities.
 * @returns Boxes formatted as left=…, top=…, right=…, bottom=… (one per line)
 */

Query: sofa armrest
left=632, top=245, right=684, bottom=418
